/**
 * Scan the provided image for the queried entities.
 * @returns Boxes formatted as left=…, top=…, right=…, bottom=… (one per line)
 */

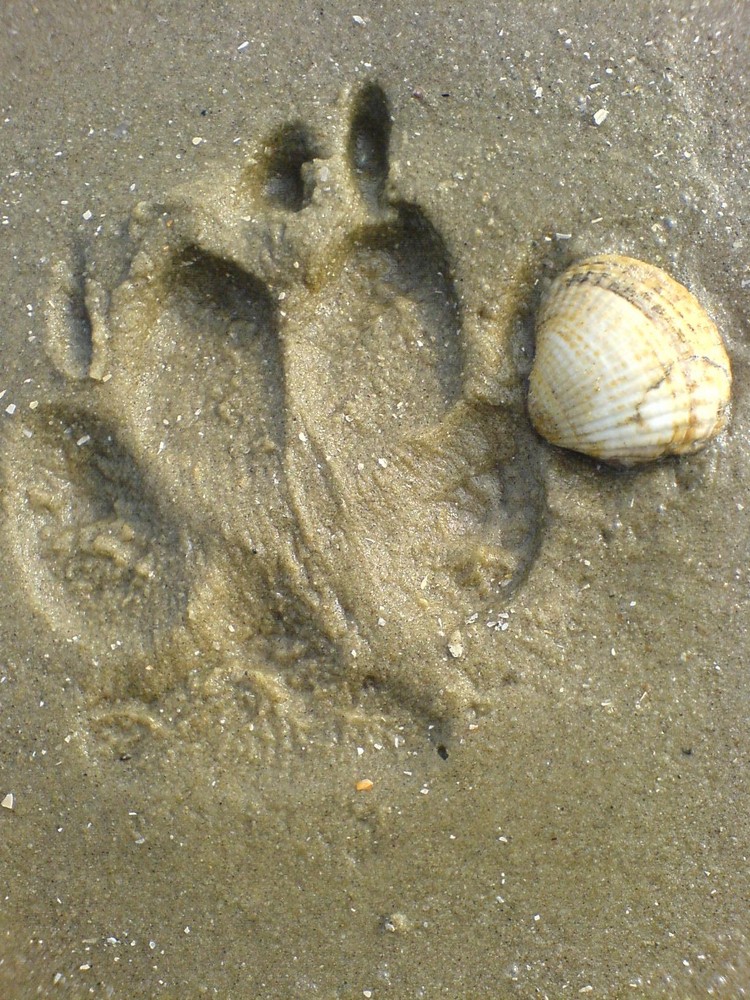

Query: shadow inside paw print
left=2, top=82, right=545, bottom=733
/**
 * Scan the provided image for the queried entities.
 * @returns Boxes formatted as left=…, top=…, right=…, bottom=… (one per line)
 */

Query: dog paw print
left=2, top=83, right=545, bottom=728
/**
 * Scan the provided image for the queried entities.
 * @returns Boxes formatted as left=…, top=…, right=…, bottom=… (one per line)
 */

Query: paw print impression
left=3, top=83, right=544, bottom=726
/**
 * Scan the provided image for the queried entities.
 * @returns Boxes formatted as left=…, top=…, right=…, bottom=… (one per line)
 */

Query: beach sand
left=1, top=1, right=749, bottom=996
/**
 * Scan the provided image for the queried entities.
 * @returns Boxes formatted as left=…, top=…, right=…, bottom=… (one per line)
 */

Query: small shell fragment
left=1, top=793, right=14, bottom=811
left=355, top=778, right=374, bottom=792
left=527, top=254, right=732, bottom=466
left=448, top=629, right=464, bottom=658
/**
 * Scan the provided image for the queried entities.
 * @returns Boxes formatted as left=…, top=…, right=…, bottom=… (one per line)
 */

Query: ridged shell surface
left=527, top=254, right=732, bottom=465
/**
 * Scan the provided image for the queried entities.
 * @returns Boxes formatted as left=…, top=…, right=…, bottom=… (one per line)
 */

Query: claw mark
left=45, top=255, right=94, bottom=380
left=45, top=252, right=111, bottom=383
left=259, top=122, right=323, bottom=212
left=347, top=82, right=392, bottom=208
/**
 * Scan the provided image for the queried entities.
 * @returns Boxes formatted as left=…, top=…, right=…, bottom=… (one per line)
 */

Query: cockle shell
left=527, top=254, right=732, bottom=466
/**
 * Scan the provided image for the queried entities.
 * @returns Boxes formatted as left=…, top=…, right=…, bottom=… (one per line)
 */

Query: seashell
left=527, top=254, right=732, bottom=466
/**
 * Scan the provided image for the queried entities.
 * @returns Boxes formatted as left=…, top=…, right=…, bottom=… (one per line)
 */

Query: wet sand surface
left=1, top=1, right=749, bottom=996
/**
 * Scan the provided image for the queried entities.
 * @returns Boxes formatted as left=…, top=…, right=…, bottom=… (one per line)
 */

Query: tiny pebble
left=593, top=108, right=609, bottom=125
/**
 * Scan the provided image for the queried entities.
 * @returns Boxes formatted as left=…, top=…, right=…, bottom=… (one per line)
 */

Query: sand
left=1, top=1, right=749, bottom=996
